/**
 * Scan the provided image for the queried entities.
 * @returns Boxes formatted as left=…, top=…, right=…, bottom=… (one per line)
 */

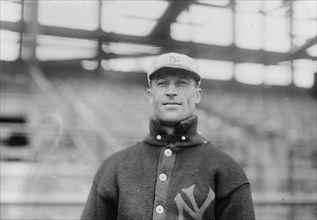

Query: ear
left=195, top=88, right=202, bottom=104
left=147, top=88, right=153, bottom=105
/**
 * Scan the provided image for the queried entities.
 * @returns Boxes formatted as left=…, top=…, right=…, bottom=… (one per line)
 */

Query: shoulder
left=210, top=144, right=243, bottom=170
left=92, top=142, right=146, bottom=200
left=201, top=143, right=249, bottom=197
left=94, top=142, right=144, bottom=183
left=198, top=142, right=241, bottom=167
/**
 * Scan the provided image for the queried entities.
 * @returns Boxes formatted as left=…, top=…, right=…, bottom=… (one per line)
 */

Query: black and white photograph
left=0, top=0, right=316, bottom=219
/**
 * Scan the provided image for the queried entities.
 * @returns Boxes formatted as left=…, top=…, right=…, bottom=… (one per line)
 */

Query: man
left=81, top=52, right=256, bottom=220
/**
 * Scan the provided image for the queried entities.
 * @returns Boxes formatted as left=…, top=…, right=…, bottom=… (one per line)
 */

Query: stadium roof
left=1, top=0, right=316, bottom=87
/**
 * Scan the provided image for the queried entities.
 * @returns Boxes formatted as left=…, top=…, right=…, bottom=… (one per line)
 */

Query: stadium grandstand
left=1, top=0, right=316, bottom=219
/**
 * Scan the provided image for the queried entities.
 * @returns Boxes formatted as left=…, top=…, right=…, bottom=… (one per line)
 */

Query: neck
left=161, top=124, right=176, bottom=135
left=144, top=114, right=205, bottom=147
left=159, top=120, right=180, bottom=135
left=149, top=114, right=198, bottom=137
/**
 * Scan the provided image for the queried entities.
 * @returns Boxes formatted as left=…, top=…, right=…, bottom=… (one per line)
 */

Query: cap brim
left=149, top=67, right=201, bottom=83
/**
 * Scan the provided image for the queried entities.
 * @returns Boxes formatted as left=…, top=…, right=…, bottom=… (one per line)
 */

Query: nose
left=166, top=84, right=177, bottom=97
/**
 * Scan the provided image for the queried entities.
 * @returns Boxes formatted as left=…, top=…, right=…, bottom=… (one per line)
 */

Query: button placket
left=152, top=146, right=176, bottom=220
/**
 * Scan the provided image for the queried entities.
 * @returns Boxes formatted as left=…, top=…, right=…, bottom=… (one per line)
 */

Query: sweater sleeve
left=80, top=156, right=119, bottom=220
left=214, top=183, right=256, bottom=220
left=80, top=181, right=118, bottom=220
left=80, top=182, right=99, bottom=220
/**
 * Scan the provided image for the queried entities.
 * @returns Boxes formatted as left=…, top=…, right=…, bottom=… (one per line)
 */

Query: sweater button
left=181, top=136, right=187, bottom=141
left=156, top=135, right=161, bottom=140
left=164, top=148, right=172, bottom=157
left=159, top=173, right=167, bottom=182
left=156, top=205, right=164, bottom=214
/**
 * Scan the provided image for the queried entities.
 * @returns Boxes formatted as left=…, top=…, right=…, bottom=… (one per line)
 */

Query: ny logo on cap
left=169, top=55, right=180, bottom=64
left=174, top=184, right=215, bottom=220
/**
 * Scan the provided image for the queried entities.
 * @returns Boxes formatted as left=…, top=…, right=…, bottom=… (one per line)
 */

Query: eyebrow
left=153, top=74, right=191, bottom=80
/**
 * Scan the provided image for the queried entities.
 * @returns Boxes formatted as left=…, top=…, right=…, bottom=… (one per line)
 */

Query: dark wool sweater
left=81, top=115, right=256, bottom=220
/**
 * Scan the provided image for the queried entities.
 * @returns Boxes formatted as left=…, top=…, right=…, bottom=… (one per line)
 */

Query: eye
left=156, top=80, right=167, bottom=86
left=177, top=80, right=188, bottom=86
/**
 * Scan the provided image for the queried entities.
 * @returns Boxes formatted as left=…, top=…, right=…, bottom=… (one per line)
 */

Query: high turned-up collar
left=143, top=114, right=207, bottom=148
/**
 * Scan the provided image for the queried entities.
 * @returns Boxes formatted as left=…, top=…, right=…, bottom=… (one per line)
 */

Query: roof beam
left=289, top=36, right=317, bottom=60
left=1, top=21, right=315, bottom=64
left=1, top=20, right=23, bottom=32
left=38, top=25, right=316, bottom=64
left=149, top=0, right=193, bottom=39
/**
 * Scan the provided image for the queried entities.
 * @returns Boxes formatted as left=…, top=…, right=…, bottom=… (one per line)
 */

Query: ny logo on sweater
left=174, top=184, right=215, bottom=220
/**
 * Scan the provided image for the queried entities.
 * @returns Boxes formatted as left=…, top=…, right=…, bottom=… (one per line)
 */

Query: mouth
left=163, top=102, right=181, bottom=106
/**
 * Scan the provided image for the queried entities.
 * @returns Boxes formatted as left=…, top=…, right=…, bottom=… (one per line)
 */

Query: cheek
left=151, top=92, right=163, bottom=107
left=186, top=93, right=198, bottom=107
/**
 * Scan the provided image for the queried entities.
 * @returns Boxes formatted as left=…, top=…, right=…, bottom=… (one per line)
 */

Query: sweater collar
left=143, top=114, right=206, bottom=148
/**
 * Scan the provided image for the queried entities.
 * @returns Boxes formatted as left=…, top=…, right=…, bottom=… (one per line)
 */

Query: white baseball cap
left=147, top=52, right=201, bottom=83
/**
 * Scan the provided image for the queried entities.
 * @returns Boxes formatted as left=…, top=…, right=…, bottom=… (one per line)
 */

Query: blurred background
left=0, top=0, right=316, bottom=219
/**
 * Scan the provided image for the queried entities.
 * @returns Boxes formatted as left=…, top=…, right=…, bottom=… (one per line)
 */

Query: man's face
left=147, top=71, right=202, bottom=124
